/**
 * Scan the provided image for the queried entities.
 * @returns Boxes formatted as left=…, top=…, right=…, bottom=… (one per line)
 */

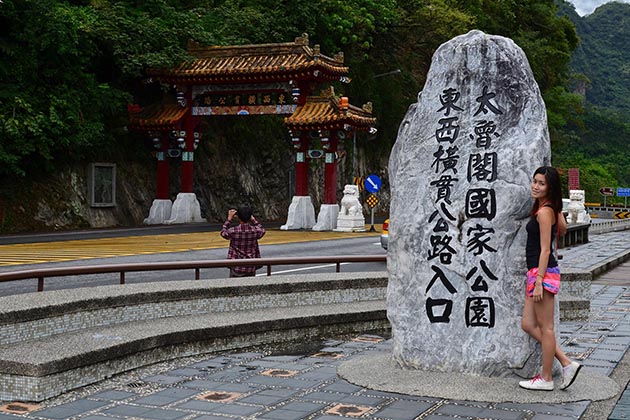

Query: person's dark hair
left=531, top=166, right=563, bottom=216
left=237, top=206, right=253, bottom=223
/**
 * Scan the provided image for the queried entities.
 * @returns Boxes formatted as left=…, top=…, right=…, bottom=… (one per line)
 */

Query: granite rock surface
left=387, top=30, right=550, bottom=376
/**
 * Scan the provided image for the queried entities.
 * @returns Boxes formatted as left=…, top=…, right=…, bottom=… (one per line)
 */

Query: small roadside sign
left=365, top=194, right=379, bottom=232
left=366, top=194, right=379, bottom=208
left=600, top=187, right=614, bottom=196
left=617, top=188, right=630, bottom=197
left=568, top=168, right=580, bottom=191
left=364, top=174, right=382, bottom=193
left=615, top=211, right=630, bottom=219
left=353, top=176, right=365, bottom=191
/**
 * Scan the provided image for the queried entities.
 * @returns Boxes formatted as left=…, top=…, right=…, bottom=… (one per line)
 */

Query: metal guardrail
left=0, top=255, right=388, bottom=292
left=590, top=218, right=630, bottom=234
left=558, top=223, right=590, bottom=249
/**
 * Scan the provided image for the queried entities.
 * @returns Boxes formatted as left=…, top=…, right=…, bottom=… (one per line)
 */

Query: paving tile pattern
left=0, top=318, right=615, bottom=420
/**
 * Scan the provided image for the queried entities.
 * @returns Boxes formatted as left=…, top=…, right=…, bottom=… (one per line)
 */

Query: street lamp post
left=373, top=69, right=401, bottom=78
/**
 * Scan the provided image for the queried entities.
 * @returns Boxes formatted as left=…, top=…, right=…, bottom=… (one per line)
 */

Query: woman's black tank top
left=525, top=206, right=557, bottom=270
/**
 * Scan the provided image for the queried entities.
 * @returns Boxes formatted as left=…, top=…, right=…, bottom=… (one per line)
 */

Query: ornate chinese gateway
left=128, top=34, right=375, bottom=228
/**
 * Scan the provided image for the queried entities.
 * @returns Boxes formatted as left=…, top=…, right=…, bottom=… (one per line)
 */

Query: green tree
left=0, top=0, right=586, bottom=197
left=0, top=0, right=214, bottom=179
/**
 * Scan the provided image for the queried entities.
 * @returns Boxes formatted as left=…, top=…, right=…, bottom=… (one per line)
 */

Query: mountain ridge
left=560, top=1, right=630, bottom=112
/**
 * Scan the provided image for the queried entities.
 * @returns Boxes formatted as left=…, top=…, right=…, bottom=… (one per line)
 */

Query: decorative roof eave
left=127, top=104, right=188, bottom=132
left=148, top=34, right=349, bottom=85
left=284, top=89, right=376, bottom=132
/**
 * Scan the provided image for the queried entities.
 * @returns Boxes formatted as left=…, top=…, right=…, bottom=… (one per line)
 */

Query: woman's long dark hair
left=531, top=166, right=563, bottom=216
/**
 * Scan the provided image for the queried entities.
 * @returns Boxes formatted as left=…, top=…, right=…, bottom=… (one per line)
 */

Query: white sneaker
left=560, top=361, right=582, bottom=390
left=519, top=374, right=554, bottom=391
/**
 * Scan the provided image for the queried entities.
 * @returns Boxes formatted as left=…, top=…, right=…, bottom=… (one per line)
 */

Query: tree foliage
left=553, top=104, right=630, bottom=202
left=563, top=2, right=630, bottom=113
left=0, top=0, right=213, bottom=178
left=0, top=0, right=590, bottom=191
left=552, top=1, right=630, bottom=202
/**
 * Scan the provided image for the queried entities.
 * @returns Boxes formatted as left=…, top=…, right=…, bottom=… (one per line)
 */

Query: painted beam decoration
left=192, top=83, right=297, bottom=116
left=388, top=30, right=551, bottom=376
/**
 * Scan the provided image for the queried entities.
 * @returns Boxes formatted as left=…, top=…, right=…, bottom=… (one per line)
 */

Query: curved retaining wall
left=0, top=273, right=388, bottom=402
left=0, top=269, right=590, bottom=402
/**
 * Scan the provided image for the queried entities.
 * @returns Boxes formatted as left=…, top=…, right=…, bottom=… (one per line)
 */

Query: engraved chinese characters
left=388, top=30, right=550, bottom=376
left=427, top=84, right=502, bottom=328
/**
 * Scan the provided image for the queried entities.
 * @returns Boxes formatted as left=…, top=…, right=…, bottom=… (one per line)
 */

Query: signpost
left=364, top=174, right=382, bottom=231
left=617, top=187, right=630, bottom=207
left=364, top=174, right=382, bottom=193
left=600, top=187, right=614, bottom=207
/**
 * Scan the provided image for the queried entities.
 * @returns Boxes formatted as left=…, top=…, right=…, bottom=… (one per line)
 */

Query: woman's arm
left=558, top=211, right=567, bottom=237
left=534, top=207, right=554, bottom=301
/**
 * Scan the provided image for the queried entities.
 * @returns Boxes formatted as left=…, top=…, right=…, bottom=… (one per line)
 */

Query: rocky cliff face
left=1, top=129, right=390, bottom=233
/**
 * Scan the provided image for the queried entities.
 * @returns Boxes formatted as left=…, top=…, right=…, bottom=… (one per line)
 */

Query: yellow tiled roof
left=127, top=104, right=188, bottom=131
left=285, top=90, right=376, bottom=131
left=150, top=34, right=348, bottom=83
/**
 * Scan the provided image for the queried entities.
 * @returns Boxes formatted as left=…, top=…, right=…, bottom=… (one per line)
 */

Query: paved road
left=0, top=280, right=627, bottom=420
left=0, top=227, right=386, bottom=296
left=0, top=226, right=384, bottom=268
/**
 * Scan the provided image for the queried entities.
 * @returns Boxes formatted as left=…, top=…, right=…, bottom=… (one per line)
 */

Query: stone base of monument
left=312, top=204, right=339, bottom=231
left=281, top=196, right=315, bottom=230
left=164, top=193, right=206, bottom=224
left=338, top=353, right=619, bottom=404
left=333, top=216, right=366, bottom=232
left=143, top=199, right=173, bottom=225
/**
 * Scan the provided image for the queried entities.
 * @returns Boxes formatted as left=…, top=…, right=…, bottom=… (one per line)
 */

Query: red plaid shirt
left=220, top=219, right=266, bottom=274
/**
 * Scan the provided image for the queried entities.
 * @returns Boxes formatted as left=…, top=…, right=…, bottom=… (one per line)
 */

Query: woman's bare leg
left=532, top=290, right=559, bottom=381
left=521, top=292, right=572, bottom=369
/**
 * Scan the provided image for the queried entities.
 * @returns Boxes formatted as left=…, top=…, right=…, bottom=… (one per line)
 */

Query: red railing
left=0, top=255, right=387, bottom=292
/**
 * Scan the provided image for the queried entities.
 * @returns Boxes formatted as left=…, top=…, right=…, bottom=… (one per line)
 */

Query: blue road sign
left=617, top=187, right=630, bottom=197
left=364, top=174, right=382, bottom=193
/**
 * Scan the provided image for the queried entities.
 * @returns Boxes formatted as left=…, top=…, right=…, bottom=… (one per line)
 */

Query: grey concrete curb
left=590, top=247, right=630, bottom=277
left=0, top=274, right=387, bottom=323
left=0, top=303, right=386, bottom=376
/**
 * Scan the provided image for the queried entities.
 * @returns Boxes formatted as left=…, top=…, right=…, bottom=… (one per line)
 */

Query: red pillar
left=324, top=135, right=339, bottom=204
left=156, top=134, right=170, bottom=199
left=293, top=83, right=313, bottom=197
left=295, top=133, right=309, bottom=196
left=180, top=90, right=195, bottom=193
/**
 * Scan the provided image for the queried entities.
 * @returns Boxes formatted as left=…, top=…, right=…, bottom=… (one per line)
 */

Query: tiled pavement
left=0, top=336, right=600, bottom=420
left=0, top=230, right=629, bottom=420
left=558, top=230, right=630, bottom=274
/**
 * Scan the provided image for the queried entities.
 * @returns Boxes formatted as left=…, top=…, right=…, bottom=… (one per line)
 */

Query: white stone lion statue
left=566, top=189, right=591, bottom=224
left=339, top=184, right=362, bottom=216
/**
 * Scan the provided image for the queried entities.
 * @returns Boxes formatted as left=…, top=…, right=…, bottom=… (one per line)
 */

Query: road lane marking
left=0, top=228, right=381, bottom=266
left=255, top=263, right=351, bottom=276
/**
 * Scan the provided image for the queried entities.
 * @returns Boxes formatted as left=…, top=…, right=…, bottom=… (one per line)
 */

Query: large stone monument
left=388, top=30, right=550, bottom=376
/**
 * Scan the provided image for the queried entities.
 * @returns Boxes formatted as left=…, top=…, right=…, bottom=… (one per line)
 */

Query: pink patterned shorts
left=526, top=266, right=561, bottom=297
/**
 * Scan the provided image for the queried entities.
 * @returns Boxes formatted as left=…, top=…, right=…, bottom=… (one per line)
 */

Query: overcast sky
left=567, top=0, right=630, bottom=15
